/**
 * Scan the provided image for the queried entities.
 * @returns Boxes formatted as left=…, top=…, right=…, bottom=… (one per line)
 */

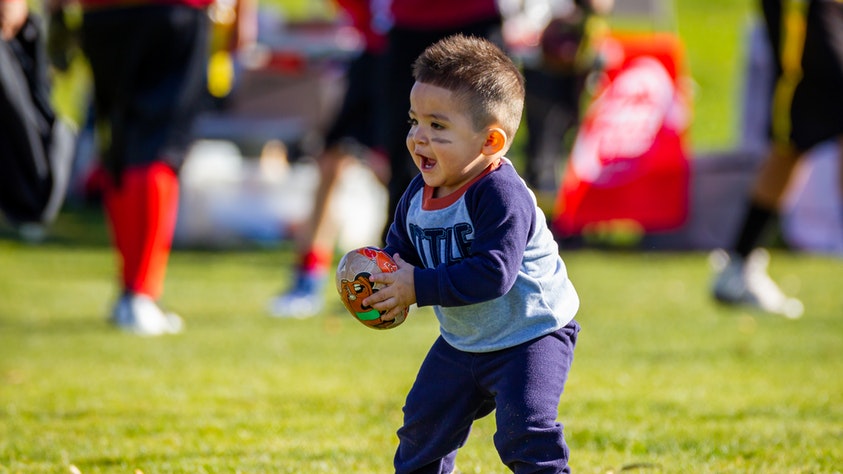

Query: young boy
left=362, top=34, right=581, bottom=473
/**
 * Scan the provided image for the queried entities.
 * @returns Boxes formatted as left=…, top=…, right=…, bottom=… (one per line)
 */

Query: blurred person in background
left=270, top=0, right=505, bottom=318
left=46, top=0, right=255, bottom=335
left=268, top=0, right=389, bottom=318
left=711, top=0, right=843, bottom=319
left=376, top=0, right=505, bottom=243
left=502, top=0, right=612, bottom=211
left=1, top=0, right=75, bottom=239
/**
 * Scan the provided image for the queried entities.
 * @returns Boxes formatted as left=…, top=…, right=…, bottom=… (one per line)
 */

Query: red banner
left=553, top=32, right=692, bottom=238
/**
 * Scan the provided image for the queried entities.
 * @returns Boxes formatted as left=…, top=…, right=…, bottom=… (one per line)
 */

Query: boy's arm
left=369, top=172, right=535, bottom=312
left=382, top=177, right=423, bottom=266
left=416, top=175, right=534, bottom=307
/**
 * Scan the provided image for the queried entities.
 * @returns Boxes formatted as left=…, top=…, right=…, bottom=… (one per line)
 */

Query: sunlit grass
left=1, top=209, right=841, bottom=473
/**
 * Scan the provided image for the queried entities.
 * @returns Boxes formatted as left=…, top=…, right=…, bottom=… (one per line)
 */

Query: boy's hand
left=363, top=253, right=416, bottom=321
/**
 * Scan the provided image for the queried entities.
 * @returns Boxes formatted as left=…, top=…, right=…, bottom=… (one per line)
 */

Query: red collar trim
left=422, top=159, right=502, bottom=210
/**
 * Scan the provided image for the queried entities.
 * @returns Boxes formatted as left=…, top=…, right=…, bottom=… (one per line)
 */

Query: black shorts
left=323, top=50, right=381, bottom=151
left=81, top=5, right=210, bottom=177
left=788, top=0, right=843, bottom=152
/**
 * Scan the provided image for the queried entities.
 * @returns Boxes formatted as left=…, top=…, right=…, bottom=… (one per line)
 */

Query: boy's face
left=407, top=81, right=500, bottom=197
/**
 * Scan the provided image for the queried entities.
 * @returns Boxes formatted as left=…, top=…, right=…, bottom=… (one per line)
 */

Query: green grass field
left=4, top=0, right=843, bottom=472
left=2, top=209, right=842, bottom=473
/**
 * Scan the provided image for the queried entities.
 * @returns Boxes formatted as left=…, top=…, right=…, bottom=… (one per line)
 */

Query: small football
left=335, top=247, right=409, bottom=330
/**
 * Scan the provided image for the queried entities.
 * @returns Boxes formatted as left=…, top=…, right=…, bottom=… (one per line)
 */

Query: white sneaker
left=710, top=248, right=804, bottom=319
left=268, top=292, right=325, bottom=319
left=110, top=293, right=184, bottom=336
left=268, top=271, right=326, bottom=319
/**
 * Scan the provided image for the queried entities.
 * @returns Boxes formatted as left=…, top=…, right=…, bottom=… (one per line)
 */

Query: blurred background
left=31, top=0, right=839, bottom=256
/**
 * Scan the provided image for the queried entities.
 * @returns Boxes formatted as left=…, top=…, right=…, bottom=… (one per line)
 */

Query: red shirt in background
left=389, top=0, right=499, bottom=30
left=78, top=0, right=214, bottom=10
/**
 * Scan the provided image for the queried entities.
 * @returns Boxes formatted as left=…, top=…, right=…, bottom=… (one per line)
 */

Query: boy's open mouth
left=420, top=155, right=436, bottom=170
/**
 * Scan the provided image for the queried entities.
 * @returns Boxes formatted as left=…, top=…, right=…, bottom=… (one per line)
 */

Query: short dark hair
left=412, top=34, right=525, bottom=143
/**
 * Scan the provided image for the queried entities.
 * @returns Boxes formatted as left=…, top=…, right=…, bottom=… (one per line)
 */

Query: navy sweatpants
left=394, top=320, right=580, bottom=474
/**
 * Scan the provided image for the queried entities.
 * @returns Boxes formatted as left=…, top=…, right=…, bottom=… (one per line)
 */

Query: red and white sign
left=553, top=32, right=692, bottom=238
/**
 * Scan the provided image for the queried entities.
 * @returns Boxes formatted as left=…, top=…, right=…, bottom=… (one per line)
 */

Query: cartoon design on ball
left=339, top=272, right=381, bottom=322
left=335, top=246, right=409, bottom=330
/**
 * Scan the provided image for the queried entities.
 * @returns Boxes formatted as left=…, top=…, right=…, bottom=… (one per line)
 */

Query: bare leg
left=307, top=147, right=357, bottom=256
left=751, top=142, right=801, bottom=209
left=269, top=146, right=357, bottom=318
left=710, top=142, right=805, bottom=319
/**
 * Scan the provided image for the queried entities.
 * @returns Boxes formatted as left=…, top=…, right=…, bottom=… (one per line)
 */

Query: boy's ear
left=482, top=128, right=507, bottom=155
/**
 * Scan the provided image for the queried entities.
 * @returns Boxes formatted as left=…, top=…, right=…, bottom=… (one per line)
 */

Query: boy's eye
left=407, top=118, right=418, bottom=126
left=431, top=122, right=444, bottom=130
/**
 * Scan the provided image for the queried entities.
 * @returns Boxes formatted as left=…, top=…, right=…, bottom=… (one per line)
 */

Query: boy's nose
left=410, top=128, right=428, bottom=144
